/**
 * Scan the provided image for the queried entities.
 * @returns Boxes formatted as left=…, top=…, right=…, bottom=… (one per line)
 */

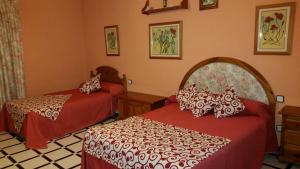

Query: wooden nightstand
left=279, top=106, right=300, bottom=165
left=117, top=91, right=166, bottom=119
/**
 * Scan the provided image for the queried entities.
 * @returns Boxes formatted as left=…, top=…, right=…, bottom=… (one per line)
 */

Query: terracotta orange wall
left=19, top=0, right=300, bottom=117
left=83, top=0, right=300, bottom=113
left=20, top=0, right=87, bottom=96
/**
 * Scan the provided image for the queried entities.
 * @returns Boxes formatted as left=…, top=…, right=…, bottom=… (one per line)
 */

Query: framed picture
left=254, top=2, right=295, bottom=55
left=149, top=21, right=182, bottom=59
left=200, top=0, right=218, bottom=10
left=104, top=25, right=120, bottom=56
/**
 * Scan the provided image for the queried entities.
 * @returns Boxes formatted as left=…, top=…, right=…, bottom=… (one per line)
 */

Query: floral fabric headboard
left=180, top=57, right=275, bottom=109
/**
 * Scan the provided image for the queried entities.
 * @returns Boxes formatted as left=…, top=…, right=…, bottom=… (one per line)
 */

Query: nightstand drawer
left=285, top=130, right=300, bottom=145
left=118, top=92, right=166, bottom=119
left=286, top=115, right=300, bottom=121
left=286, top=119, right=300, bottom=131
left=118, top=100, right=151, bottom=117
left=284, top=144, right=300, bottom=155
left=126, top=101, right=151, bottom=117
left=284, top=144, right=300, bottom=163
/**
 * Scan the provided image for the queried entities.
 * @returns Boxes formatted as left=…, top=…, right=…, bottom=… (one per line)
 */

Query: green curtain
left=0, top=0, right=26, bottom=108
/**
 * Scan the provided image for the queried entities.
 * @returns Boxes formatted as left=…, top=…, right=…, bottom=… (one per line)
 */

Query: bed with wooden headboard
left=0, top=66, right=127, bottom=149
left=81, top=57, right=278, bottom=169
left=91, top=66, right=127, bottom=92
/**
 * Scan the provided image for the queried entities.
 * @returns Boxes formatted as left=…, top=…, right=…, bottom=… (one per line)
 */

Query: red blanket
left=0, top=89, right=117, bottom=149
left=81, top=100, right=278, bottom=169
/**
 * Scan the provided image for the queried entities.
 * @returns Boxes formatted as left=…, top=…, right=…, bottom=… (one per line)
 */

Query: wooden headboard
left=90, top=66, right=127, bottom=92
left=179, top=57, right=275, bottom=111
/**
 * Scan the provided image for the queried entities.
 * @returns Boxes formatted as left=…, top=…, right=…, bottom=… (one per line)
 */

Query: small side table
left=279, top=105, right=300, bottom=167
left=117, top=91, right=166, bottom=119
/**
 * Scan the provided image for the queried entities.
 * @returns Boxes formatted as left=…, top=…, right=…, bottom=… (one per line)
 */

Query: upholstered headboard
left=179, top=57, right=275, bottom=111
left=90, top=66, right=127, bottom=92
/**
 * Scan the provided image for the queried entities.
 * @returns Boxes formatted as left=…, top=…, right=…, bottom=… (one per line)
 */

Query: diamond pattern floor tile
left=3, top=144, right=27, bottom=154
left=0, top=139, right=20, bottom=149
left=10, top=149, right=38, bottom=162
left=72, top=165, right=81, bottom=169
left=45, top=148, right=72, bottom=161
left=0, top=133, right=13, bottom=141
left=0, top=151, right=5, bottom=158
left=37, top=142, right=61, bottom=154
left=0, top=157, right=14, bottom=168
left=263, top=154, right=286, bottom=168
left=56, top=155, right=81, bottom=168
left=19, top=156, right=49, bottom=168
left=67, top=142, right=82, bottom=153
left=74, top=130, right=85, bottom=139
left=4, top=165, right=19, bottom=169
left=38, top=163, right=60, bottom=169
left=56, top=135, right=80, bottom=147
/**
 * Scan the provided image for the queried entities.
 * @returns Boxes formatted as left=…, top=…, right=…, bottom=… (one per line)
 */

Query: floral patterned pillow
left=176, top=84, right=198, bottom=111
left=214, top=86, right=245, bottom=118
left=80, top=74, right=101, bottom=94
left=189, top=89, right=219, bottom=117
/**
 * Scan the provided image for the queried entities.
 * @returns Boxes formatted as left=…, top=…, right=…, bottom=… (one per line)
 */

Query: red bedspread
left=81, top=101, right=278, bottom=169
left=0, top=89, right=118, bottom=149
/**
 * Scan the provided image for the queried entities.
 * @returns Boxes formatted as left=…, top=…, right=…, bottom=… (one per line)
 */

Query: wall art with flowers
left=104, top=25, right=120, bottom=56
left=149, top=21, right=182, bottom=59
left=254, top=2, right=295, bottom=55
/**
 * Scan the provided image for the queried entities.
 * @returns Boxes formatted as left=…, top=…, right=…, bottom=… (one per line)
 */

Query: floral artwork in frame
left=254, top=2, right=295, bottom=55
left=149, top=21, right=182, bottom=59
left=200, top=0, right=218, bottom=10
left=104, top=25, right=120, bottom=56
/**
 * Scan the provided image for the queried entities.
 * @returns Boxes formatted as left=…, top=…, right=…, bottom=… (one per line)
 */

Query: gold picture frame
left=149, top=21, right=182, bottom=59
left=104, top=25, right=120, bottom=56
left=200, top=0, right=218, bottom=10
left=254, top=2, right=296, bottom=55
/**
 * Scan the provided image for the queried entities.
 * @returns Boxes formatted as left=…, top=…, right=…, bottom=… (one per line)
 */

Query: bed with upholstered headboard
left=81, top=57, right=278, bottom=169
left=0, top=66, right=126, bottom=149
left=179, top=57, right=275, bottom=111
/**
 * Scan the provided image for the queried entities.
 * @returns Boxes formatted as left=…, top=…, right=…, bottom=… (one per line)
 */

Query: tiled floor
left=0, top=119, right=299, bottom=169
left=263, top=154, right=300, bottom=169
left=0, top=129, right=84, bottom=169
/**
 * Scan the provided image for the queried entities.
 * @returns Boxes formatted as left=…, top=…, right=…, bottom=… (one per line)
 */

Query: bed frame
left=90, top=66, right=127, bottom=92
left=179, top=57, right=276, bottom=111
